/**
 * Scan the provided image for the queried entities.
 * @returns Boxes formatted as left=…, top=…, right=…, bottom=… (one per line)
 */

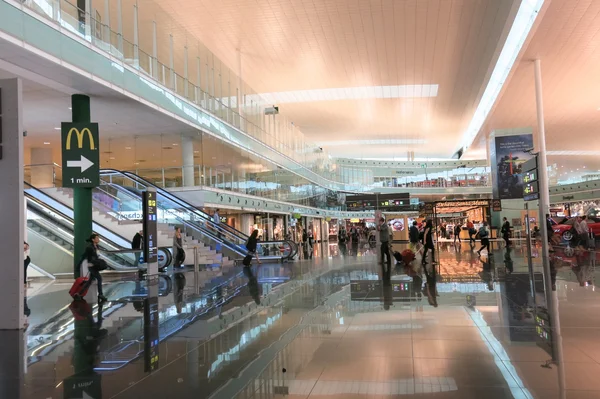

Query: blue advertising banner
left=490, top=133, right=534, bottom=199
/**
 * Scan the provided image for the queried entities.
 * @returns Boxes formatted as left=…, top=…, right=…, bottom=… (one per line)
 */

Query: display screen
left=523, top=181, right=540, bottom=201
left=523, top=170, right=537, bottom=184
left=390, top=219, right=405, bottom=231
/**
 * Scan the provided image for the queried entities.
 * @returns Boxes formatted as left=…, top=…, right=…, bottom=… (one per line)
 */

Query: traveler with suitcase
left=243, top=229, right=261, bottom=267
left=71, top=234, right=107, bottom=302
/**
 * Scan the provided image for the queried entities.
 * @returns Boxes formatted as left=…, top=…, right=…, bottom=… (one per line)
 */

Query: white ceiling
left=156, top=0, right=520, bottom=159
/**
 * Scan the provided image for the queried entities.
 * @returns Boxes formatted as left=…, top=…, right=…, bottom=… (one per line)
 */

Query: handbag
left=91, top=259, right=108, bottom=271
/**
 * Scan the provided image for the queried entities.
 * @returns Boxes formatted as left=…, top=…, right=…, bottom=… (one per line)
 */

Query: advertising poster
left=490, top=133, right=534, bottom=199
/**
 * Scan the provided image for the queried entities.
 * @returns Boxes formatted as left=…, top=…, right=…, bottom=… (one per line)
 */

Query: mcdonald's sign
left=61, top=122, right=100, bottom=188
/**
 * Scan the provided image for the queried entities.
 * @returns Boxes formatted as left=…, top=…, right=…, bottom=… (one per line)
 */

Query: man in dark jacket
left=501, top=217, right=511, bottom=247
left=409, top=221, right=420, bottom=250
left=131, top=230, right=143, bottom=266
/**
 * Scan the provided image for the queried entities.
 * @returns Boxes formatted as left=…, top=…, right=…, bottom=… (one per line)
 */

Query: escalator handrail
left=99, top=169, right=250, bottom=239
left=99, top=171, right=296, bottom=262
left=24, top=182, right=131, bottom=248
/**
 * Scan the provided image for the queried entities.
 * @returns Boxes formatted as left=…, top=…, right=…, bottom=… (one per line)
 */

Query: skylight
left=251, top=84, right=439, bottom=104
left=318, top=139, right=427, bottom=146
left=460, top=0, right=546, bottom=153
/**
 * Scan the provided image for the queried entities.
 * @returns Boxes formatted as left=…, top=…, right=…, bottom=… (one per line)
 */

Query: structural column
left=533, top=59, right=565, bottom=372
left=181, top=135, right=195, bottom=187
left=0, top=78, right=25, bottom=329
left=72, top=94, right=93, bottom=278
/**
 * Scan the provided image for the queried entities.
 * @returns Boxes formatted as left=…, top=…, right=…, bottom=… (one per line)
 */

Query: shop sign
left=492, top=199, right=502, bottom=212
left=436, top=200, right=490, bottom=208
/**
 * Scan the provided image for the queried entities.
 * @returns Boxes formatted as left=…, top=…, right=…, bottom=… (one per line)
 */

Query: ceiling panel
left=154, top=0, right=520, bottom=159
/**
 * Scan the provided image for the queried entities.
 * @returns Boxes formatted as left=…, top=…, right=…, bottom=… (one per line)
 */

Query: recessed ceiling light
left=109, top=157, right=115, bottom=160
left=194, top=151, right=199, bottom=153
left=133, top=162, right=140, bottom=165
left=68, top=107, right=72, bottom=110
left=172, top=143, right=178, bottom=146
left=43, top=142, right=50, bottom=145
left=125, top=147, right=132, bottom=150
left=53, top=127, right=60, bottom=130
left=212, top=157, right=216, bottom=160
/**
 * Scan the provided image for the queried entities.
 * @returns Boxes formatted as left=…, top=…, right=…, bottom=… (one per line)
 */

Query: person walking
left=477, top=222, right=490, bottom=256
left=82, top=234, right=108, bottom=303
left=243, top=229, right=261, bottom=267
left=131, top=230, right=143, bottom=266
left=422, top=220, right=436, bottom=265
left=453, top=224, right=462, bottom=244
left=467, top=220, right=476, bottom=244
left=409, top=221, right=420, bottom=250
left=173, top=227, right=185, bottom=268
left=377, top=217, right=391, bottom=266
left=501, top=217, right=511, bottom=247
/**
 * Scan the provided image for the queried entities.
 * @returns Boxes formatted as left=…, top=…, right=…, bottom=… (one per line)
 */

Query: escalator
left=25, top=183, right=171, bottom=276
left=98, top=169, right=298, bottom=263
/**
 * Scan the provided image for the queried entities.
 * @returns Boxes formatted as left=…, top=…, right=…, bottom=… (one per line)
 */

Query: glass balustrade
left=15, top=0, right=337, bottom=180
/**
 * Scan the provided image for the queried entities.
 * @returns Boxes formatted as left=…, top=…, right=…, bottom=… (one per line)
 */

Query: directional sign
left=61, top=122, right=99, bottom=188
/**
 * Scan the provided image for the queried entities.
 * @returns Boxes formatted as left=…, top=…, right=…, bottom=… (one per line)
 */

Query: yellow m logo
left=66, top=127, right=95, bottom=150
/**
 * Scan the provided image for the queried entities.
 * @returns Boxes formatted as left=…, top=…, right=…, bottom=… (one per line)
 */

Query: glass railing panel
left=109, top=30, right=122, bottom=58
left=122, top=38, right=135, bottom=64
left=59, top=0, right=83, bottom=37
left=138, top=49, right=153, bottom=78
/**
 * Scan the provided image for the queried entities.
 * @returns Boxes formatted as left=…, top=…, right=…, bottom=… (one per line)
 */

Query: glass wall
left=98, top=131, right=346, bottom=210
left=18, top=0, right=341, bottom=182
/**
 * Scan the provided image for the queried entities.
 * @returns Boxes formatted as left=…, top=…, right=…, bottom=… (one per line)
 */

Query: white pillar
left=152, top=21, right=158, bottom=79
left=534, top=59, right=565, bottom=375
left=169, top=34, right=175, bottom=88
left=182, top=135, right=195, bottom=187
left=84, top=0, right=91, bottom=39
left=103, top=0, right=110, bottom=43
left=133, top=0, right=139, bottom=64
left=184, top=46, right=189, bottom=97
left=0, top=79, right=25, bottom=329
left=116, top=0, right=123, bottom=53
left=30, top=147, right=54, bottom=188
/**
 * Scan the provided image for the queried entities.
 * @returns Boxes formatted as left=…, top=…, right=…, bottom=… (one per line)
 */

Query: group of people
left=572, top=215, right=594, bottom=249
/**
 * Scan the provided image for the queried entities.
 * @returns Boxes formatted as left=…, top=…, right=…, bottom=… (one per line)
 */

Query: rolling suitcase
left=69, top=275, right=91, bottom=299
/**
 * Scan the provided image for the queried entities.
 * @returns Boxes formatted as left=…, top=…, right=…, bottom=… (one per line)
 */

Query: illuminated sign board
left=523, top=170, right=537, bottom=184
left=61, top=122, right=100, bottom=188
left=143, top=189, right=158, bottom=264
left=523, top=181, right=539, bottom=201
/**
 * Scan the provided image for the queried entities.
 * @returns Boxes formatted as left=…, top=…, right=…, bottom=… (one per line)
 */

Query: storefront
left=423, top=200, right=493, bottom=240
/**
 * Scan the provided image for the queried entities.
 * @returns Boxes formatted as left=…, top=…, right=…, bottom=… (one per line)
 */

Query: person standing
left=377, top=217, right=391, bottom=266
left=422, top=220, right=436, bottom=265
left=173, top=227, right=185, bottom=268
left=213, top=209, right=221, bottom=238
left=24, top=242, right=31, bottom=287
left=82, top=234, right=108, bottom=303
left=338, top=226, right=348, bottom=256
left=580, top=216, right=590, bottom=249
left=409, top=221, right=420, bottom=250
left=546, top=214, right=554, bottom=244
left=477, top=222, right=490, bottom=256
left=131, top=230, right=143, bottom=267
left=501, top=217, right=511, bottom=247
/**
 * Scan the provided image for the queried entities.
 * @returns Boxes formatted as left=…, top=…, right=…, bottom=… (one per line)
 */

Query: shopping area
left=4, top=0, right=600, bottom=397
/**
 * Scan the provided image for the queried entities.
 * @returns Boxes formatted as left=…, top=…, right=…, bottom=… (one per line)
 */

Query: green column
left=72, top=94, right=92, bottom=278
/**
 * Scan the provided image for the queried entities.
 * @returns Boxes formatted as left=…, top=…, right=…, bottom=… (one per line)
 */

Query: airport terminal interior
left=2, top=0, right=600, bottom=398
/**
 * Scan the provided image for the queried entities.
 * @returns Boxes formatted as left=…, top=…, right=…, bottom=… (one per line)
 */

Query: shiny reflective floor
left=7, top=240, right=600, bottom=398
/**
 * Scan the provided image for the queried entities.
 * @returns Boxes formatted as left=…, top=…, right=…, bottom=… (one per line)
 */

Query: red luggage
left=69, top=276, right=91, bottom=299
left=401, top=249, right=416, bottom=264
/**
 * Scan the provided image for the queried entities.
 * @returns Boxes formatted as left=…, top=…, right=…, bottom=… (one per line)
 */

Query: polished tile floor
left=8, top=240, right=600, bottom=398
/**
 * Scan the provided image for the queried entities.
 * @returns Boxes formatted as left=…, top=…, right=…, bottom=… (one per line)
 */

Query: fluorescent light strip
left=547, top=151, right=600, bottom=156
left=460, top=0, right=545, bottom=152
left=319, top=139, right=427, bottom=146
left=237, top=85, right=439, bottom=106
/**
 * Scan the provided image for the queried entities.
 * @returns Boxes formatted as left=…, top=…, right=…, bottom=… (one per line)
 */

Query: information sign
left=61, top=122, right=100, bottom=188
